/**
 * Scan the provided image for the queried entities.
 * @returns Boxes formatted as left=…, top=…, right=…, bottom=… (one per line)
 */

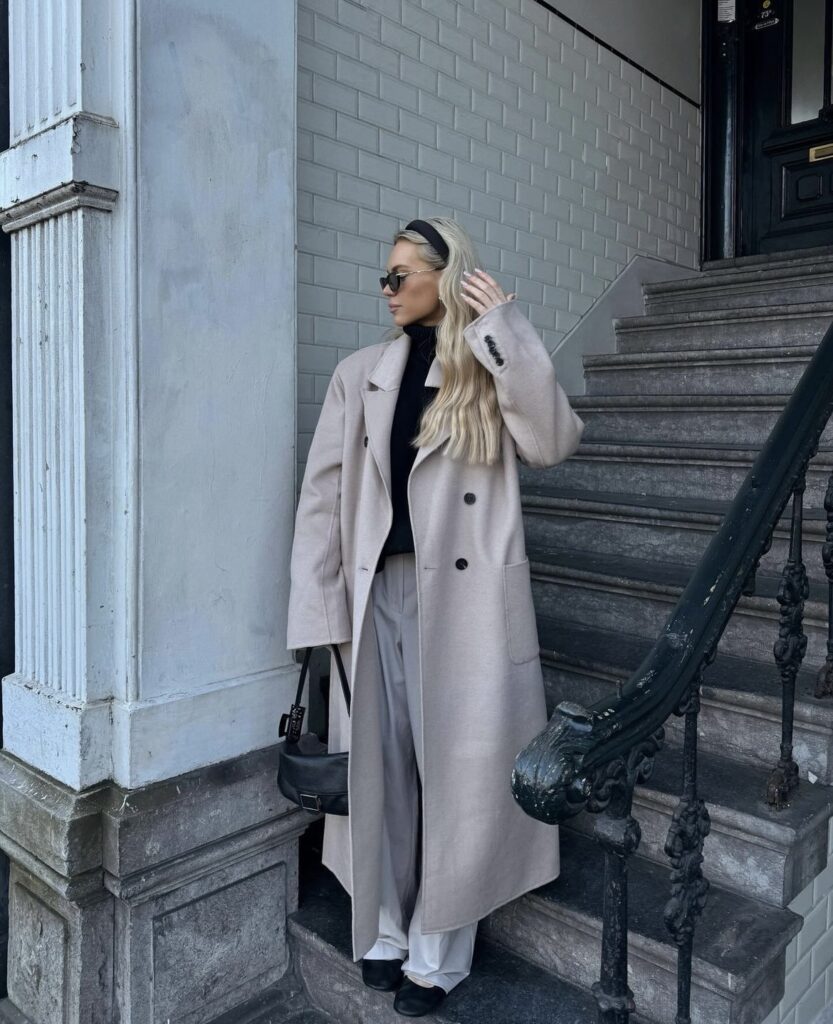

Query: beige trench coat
left=286, top=298, right=585, bottom=962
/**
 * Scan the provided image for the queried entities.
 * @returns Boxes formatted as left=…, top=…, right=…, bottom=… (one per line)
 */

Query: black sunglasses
left=379, top=268, right=441, bottom=294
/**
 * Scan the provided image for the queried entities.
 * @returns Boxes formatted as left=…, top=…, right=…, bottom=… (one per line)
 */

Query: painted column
left=0, top=2, right=304, bottom=1020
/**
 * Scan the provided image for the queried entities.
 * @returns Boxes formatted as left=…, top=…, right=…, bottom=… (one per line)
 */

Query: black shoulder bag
left=277, top=644, right=350, bottom=815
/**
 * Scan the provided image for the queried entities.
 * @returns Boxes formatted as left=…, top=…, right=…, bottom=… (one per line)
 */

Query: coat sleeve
left=462, top=299, right=585, bottom=469
left=286, top=367, right=353, bottom=651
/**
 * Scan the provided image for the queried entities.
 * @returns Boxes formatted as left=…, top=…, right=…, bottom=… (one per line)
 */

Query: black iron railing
left=511, top=318, right=833, bottom=1024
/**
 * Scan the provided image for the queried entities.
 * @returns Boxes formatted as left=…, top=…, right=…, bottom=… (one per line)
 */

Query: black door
left=743, top=0, right=833, bottom=254
left=704, top=0, right=833, bottom=258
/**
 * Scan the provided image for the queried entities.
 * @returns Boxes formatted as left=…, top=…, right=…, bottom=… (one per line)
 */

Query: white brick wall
left=761, top=817, right=833, bottom=1024
left=295, top=0, right=701, bottom=471
left=293, top=4, right=833, bottom=1021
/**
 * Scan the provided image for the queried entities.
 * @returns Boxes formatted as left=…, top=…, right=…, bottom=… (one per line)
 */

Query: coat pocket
left=502, top=558, right=540, bottom=664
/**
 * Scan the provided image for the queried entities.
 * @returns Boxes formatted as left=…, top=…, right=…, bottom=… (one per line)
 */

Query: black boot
left=361, top=957, right=405, bottom=991
left=393, top=977, right=447, bottom=1016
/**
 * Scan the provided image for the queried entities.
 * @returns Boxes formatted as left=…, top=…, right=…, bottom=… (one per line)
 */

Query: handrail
left=513, top=319, right=833, bottom=821
left=511, top=318, right=833, bottom=1023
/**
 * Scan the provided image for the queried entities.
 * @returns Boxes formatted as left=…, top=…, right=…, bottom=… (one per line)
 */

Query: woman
left=286, top=217, right=584, bottom=1016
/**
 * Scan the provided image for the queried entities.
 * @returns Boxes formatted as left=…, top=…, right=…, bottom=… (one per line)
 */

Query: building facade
left=0, top=1, right=832, bottom=1022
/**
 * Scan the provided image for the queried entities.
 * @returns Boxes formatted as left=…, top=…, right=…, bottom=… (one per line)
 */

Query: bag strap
left=281, top=643, right=351, bottom=743
left=292, top=643, right=351, bottom=714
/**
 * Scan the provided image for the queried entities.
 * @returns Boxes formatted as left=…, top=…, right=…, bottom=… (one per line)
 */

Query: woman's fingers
left=466, top=269, right=503, bottom=300
left=461, top=268, right=509, bottom=310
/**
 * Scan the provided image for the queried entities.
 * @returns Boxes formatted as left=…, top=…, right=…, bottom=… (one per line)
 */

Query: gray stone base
left=169, top=942, right=335, bottom=1024
left=0, top=746, right=309, bottom=1024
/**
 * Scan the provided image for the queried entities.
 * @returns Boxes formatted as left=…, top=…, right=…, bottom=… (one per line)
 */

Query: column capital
left=0, top=114, right=120, bottom=230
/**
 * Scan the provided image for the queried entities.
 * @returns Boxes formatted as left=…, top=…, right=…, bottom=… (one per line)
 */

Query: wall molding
left=533, top=0, right=701, bottom=108
left=0, top=182, right=118, bottom=232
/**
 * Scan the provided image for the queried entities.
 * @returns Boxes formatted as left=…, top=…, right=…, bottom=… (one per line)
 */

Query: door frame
left=702, top=0, right=833, bottom=261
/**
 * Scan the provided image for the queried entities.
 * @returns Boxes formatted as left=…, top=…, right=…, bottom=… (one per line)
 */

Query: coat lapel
left=362, top=334, right=452, bottom=499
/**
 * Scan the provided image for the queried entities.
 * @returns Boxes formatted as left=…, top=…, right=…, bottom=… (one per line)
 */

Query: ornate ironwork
left=511, top=318, right=833, bottom=1020
left=741, top=529, right=772, bottom=596
left=767, top=472, right=809, bottom=809
left=664, top=662, right=712, bottom=1024
left=588, top=730, right=664, bottom=1024
left=815, top=470, right=833, bottom=697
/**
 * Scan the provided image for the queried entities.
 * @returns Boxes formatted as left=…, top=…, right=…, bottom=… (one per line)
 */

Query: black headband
left=405, top=219, right=449, bottom=262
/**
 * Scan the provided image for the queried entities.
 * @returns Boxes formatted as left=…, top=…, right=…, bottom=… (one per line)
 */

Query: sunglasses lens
left=380, top=272, right=400, bottom=293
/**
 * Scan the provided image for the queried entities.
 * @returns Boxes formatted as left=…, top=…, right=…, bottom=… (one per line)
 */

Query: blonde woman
left=287, top=216, right=584, bottom=1016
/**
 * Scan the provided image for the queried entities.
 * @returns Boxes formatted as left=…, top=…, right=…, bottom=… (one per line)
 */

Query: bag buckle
left=299, top=792, right=322, bottom=813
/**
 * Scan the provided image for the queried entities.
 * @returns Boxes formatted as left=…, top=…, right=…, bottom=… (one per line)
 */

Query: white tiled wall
left=761, top=818, right=833, bottom=1024
left=293, top=4, right=833, bottom=1022
left=295, top=0, right=701, bottom=471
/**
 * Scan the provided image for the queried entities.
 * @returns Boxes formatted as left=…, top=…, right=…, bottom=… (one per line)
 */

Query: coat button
left=464, top=492, right=475, bottom=504
left=455, top=557, right=468, bottom=570
left=363, top=435, right=368, bottom=446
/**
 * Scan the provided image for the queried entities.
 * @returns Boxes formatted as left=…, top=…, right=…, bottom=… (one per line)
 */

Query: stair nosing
left=698, top=245, right=833, bottom=274
left=571, top=393, right=793, bottom=410
left=614, top=299, right=833, bottom=331
left=536, top=617, right=833, bottom=729
left=584, top=344, right=818, bottom=369
left=555, top=443, right=833, bottom=476
left=515, top=831, right=802, bottom=997
left=527, top=547, right=829, bottom=621
left=521, top=484, right=828, bottom=522
left=651, top=259, right=833, bottom=289
left=633, top=744, right=833, bottom=850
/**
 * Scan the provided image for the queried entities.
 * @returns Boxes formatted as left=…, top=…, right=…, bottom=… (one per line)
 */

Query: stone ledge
left=0, top=115, right=120, bottom=226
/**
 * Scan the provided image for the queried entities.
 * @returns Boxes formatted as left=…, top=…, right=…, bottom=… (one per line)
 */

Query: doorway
left=703, top=0, right=833, bottom=259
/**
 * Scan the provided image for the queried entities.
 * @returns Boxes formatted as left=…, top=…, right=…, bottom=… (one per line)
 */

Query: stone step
left=700, top=244, right=833, bottom=273
left=571, top=394, right=833, bottom=448
left=643, top=253, right=833, bottom=315
left=536, top=617, right=833, bottom=786
left=207, top=964, right=336, bottom=1024
left=288, top=860, right=601, bottom=1024
left=481, top=830, right=802, bottom=1024
left=584, top=344, right=816, bottom=396
left=614, top=301, right=833, bottom=354
left=565, top=742, right=833, bottom=908
left=527, top=543, right=830, bottom=668
left=520, top=484, right=828, bottom=577
left=520, top=442, right=833, bottom=506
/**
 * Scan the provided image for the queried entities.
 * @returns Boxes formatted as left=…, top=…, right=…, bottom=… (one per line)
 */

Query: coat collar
left=362, top=333, right=450, bottom=499
left=367, top=331, right=443, bottom=390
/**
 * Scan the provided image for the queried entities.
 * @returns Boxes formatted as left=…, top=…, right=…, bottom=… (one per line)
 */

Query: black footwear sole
left=361, top=957, right=405, bottom=991
left=393, top=978, right=447, bottom=1016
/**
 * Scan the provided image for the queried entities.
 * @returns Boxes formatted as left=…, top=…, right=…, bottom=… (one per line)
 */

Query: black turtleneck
left=376, top=321, right=439, bottom=573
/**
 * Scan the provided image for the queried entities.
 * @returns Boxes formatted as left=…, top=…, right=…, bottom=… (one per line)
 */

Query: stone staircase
left=285, top=248, right=833, bottom=1024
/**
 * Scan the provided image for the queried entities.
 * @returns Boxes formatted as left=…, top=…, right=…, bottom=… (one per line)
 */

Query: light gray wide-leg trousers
left=362, top=551, right=478, bottom=994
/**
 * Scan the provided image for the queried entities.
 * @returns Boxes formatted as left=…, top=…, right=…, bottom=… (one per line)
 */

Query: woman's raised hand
left=460, top=268, right=516, bottom=315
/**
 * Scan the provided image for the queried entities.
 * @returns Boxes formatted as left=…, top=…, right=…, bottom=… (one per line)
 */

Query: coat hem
left=415, top=861, right=561, bottom=935
left=334, top=856, right=562, bottom=962
left=346, top=861, right=563, bottom=961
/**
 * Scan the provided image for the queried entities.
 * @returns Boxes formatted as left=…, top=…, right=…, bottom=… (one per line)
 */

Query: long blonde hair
left=381, top=216, right=504, bottom=465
